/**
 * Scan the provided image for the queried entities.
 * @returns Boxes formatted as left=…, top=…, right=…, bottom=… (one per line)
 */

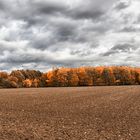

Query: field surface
left=0, top=86, right=140, bottom=140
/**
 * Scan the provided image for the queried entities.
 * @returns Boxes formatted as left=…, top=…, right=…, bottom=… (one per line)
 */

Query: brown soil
left=0, top=86, right=140, bottom=140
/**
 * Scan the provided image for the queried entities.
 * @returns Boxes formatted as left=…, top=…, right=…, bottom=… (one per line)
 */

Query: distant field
left=0, top=86, right=140, bottom=140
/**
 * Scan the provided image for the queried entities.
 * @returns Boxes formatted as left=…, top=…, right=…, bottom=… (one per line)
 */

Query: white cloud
left=0, top=0, right=140, bottom=71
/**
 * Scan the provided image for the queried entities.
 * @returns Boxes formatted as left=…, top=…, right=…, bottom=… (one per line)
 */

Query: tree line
left=0, top=66, right=140, bottom=88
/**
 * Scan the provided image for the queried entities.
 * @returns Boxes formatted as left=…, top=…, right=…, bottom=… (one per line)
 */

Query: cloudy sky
left=0, top=0, right=140, bottom=71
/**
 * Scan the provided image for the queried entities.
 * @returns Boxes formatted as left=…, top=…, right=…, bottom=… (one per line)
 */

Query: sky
left=0, top=0, right=140, bottom=71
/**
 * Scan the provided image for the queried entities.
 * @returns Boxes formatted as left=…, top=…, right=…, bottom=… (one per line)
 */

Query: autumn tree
left=32, top=79, right=40, bottom=88
left=46, top=68, right=59, bottom=87
left=86, top=67, right=101, bottom=86
left=67, top=69, right=79, bottom=86
left=101, top=67, right=115, bottom=85
left=10, top=70, right=25, bottom=87
left=77, top=67, right=91, bottom=86
left=113, top=67, right=132, bottom=85
left=8, top=76, right=19, bottom=88
left=135, top=70, right=140, bottom=84
left=23, top=79, right=32, bottom=88
left=0, top=72, right=8, bottom=79
left=0, top=66, right=140, bottom=88
left=56, top=68, right=69, bottom=86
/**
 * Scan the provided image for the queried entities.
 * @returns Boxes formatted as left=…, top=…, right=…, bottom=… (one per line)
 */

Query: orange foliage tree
left=0, top=66, right=140, bottom=88
left=23, top=79, right=32, bottom=88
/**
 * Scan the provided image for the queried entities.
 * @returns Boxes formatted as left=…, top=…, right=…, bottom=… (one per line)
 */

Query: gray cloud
left=121, top=26, right=138, bottom=32
left=115, top=0, right=131, bottom=10
left=0, top=1, right=5, bottom=10
left=70, top=9, right=104, bottom=20
left=0, top=0, right=140, bottom=71
left=111, top=43, right=136, bottom=51
left=32, top=0, right=67, bottom=14
left=102, top=43, right=138, bottom=56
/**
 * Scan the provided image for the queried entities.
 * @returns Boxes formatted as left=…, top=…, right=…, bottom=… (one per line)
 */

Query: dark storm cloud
left=0, top=49, right=83, bottom=67
left=102, top=50, right=116, bottom=56
left=0, top=0, right=66, bottom=26
left=53, top=20, right=79, bottom=42
left=55, top=26, right=76, bottom=41
left=31, top=0, right=67, bottom=15
left=121, top=26, right=137, bottom=32
left=0, top=0, right=113, bottom=25
left=70, top=49, right=94, bottom=57
left=111, top=43, right=136, bottom=51
left=30, top=35, right=55, bottom=51
left=0, top=0, right=140, bottom=71
left=102, top=43, right=137, bottom=56
left=70, top=9, right=104, bottom=20
left=0, top=1, right=5, bottom=10
left=28, top=18, right=87, bottom=51
left=3, top=54, right=43, bottom=64
left=28, top=22, right=78, bottom=50
left=115, top=0, right=130, bottom=10
left=68, top=0, right=116, bottom=20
